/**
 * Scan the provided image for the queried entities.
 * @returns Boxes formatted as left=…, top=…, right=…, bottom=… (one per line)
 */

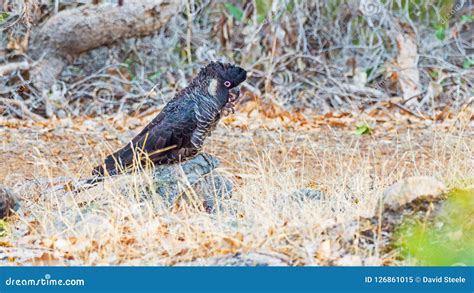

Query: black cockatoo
left=92, top=62, right=247, bottom=178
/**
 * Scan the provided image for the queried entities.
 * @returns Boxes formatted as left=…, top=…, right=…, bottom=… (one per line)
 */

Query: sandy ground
left=0, top=106, right=472, bottom=266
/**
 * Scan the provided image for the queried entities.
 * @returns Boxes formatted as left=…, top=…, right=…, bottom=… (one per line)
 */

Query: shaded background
left=1, top=0, right=472, bottom=117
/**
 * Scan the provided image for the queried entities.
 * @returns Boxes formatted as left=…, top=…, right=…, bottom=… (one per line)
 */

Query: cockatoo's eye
left=224, top=81, right=231, bottom=88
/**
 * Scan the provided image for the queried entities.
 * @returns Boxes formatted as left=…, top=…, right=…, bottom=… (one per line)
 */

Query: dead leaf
left=0, top=240, right=13, bottom=247
left=120, top=237, right=136, bottom=246
left=30, top=252, right=61, bottom=265
left=41, top=237, right=56, bottom=249
left=316, top=240, right=331, bottom=260
left=327, top=119, right=346, bottom=127
left=222, top=236, right=241, bottom=249
left=64, top=252, right=75, bottom=260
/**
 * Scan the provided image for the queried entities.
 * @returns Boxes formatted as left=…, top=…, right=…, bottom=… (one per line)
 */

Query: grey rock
left=178, top=252, right=290, bottom=266
left=151, top=153, right=233, bottom=212
left=0, top=185, right=20, bottom=218
left=74, top=153, right=232, bottom=213
left=383, top=176, right=446, bottom=210
left=293, top=188, right=325, bottom=201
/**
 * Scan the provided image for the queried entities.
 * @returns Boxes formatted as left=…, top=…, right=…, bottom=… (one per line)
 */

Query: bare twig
left=0, top=97, right=45, bottom=121
left=0, top=61, right=30, bottom=77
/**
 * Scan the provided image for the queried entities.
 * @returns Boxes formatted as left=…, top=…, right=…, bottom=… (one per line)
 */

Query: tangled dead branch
left=0, top=0, right=472, bottom=118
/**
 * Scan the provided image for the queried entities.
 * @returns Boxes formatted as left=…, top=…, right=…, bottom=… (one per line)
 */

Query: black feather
left=92, top=62, right=247, bottom=177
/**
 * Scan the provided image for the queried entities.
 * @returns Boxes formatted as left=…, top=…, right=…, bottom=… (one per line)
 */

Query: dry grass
left=0, top=106, right=472, bottom=266
left=1, top=0, right=471, bottom=267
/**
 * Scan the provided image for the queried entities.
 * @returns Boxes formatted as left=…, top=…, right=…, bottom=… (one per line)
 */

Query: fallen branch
left=338, top=84, right=390, bottom=100
left=0, top=98, right=46, bottom=122
left=0, top=61, right=30, bottom=77
left=330, top=83, right=427, bottom=119
left=388, top=100, right=426, bottom=120
left=29, top=0, right=178, bottom=92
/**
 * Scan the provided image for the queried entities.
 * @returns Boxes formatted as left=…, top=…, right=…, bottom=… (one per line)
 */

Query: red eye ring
left=224, top=81, right=231, bottom=88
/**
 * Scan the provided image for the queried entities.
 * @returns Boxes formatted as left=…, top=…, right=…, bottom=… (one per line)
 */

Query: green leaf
left=149, top=71, right=162, bottom=80
left=285, top=0, right=295, bottom=13
left=0, top=220, right=8, bottom=237
left=224, top=3, right=243, bottom=22
left=365, top=67, right=374, bottom=77
left=460, top=15, right=473, bottom=24
left=256, top=15, right=266, bottom=24
left=463, top=59, right=473, bottom=69
left=124, top=58, right=136, bottom=81
left=429, top=70, right=439, bottom=80
left=394, top=188, right=474, bottom=266
left=256, top=0, right=272, bottom=24
left=435, top=26, right=445, bottom=41
left=355, top=124, right=374, bottom=136
left=0, top=12, right=9, bottom=23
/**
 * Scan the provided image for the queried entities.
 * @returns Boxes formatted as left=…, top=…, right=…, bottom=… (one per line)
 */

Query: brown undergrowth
left=0, top=105, right=472, bottom=266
